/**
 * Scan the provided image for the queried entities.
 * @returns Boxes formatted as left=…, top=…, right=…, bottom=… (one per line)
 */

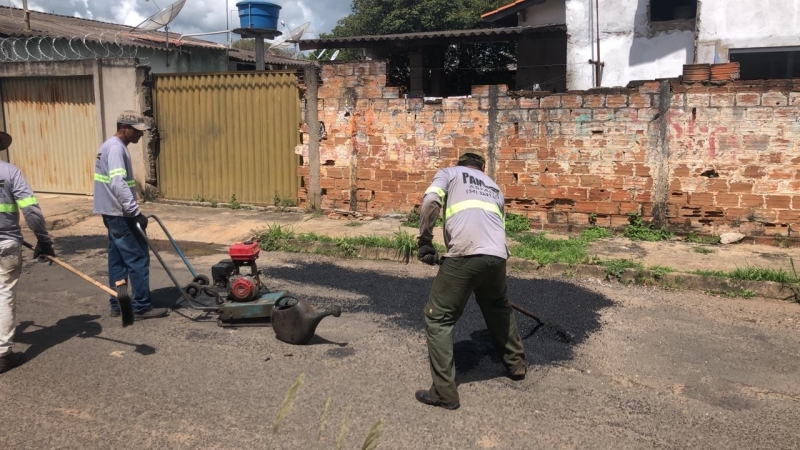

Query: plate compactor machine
left=135, top=215, right=341, bottom=341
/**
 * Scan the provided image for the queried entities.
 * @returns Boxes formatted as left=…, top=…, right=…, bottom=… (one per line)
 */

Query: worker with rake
left=0, top=130, right=55, bottom=374
left=415, top=149, right=526, bottom=410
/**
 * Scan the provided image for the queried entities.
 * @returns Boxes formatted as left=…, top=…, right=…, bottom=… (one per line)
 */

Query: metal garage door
left=1, top=77, right=98, bottom=194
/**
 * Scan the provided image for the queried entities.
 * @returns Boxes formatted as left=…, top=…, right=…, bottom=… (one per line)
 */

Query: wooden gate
left=1, top=77, right=98, bottom=194
left=154, top=72, right=301, bottom=205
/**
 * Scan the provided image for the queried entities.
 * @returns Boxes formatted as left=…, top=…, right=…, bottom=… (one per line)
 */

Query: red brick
left=596, top=202, right=619, bottom=214
left=689, top=192, right=715, bottom=206
left=505, top=186, right=526, bottom=198
left=320, top=178, right=336, bottom=189
left=742, top=165, right=766, bottom=178
left=766, top=195, right=791, bottom=209
left=716, top=193, right=739, bottom=207
left=736, top=93, right=760, bottom=107
left=778, top=210, right=800, bottom=222
left=575, top=201, right=598, bottom=213
left=391, top=170, right=409, bottom=181
left=540, top=96, right=562, bottom=108
left=540, top=173, right=560, bottom=186
left=669, top=192, right=688, bottom=205
left=762, top=92, right=788, bottom=106
left=606, top=95, right=628, bottom=108
left=611, top=190, right=633, bottom=201
left=588, top=189, right=611, bottom=201
left=729, top=182, right=754, bottom=193
left=373, top=168, right=393, bottom=180
left=561, top=95, right=582, bottom=108
left=356, top=168, right=372, bottom=180
left=583, top=95, right=605, bottom=108
left=334, top=179, right=350, bottom=189
left=581, top=175, right=603, bottom=187
left=629, top=94, right=652, bottom=108
left=619, top=203, right=640, bottom=214
left=686, top=93, right=710, bottom=108
left=710, top=93, right=735, bottom=107
left=382, top=181, right=399, bottom=192
left=325, top=167, right=346, bottom=178
left=740, top=194, right=764, bottom=207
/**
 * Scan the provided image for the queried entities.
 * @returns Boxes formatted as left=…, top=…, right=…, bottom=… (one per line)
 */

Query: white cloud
left=9, top=0, right=350, bottom=43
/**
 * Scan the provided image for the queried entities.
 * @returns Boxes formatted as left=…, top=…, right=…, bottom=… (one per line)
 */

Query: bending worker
left=93, top=111, right=167, bottom=321
left=0, top=130, right=55, bottom=374
left=415, top=150, right=526, bottom=410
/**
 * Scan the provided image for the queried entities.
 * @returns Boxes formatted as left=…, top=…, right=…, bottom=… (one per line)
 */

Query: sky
left=8, top=0, right=352, bottom=43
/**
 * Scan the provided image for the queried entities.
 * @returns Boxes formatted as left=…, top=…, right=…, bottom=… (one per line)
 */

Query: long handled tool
left=22, top=241, right=134, bottom=327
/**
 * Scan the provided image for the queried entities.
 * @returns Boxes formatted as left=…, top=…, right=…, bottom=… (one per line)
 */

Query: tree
left=323, top=0, right=517, bottom=95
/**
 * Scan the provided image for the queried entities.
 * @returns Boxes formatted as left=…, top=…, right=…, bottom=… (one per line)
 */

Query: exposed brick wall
left=296, top=61, right=800, bottom=237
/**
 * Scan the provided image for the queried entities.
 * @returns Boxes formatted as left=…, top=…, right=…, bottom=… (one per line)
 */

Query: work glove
left=417, top=240, right=438, bottom=266
left=135, top=213, right=148, bottom=231
left=33, top=240, right=55, bottom=264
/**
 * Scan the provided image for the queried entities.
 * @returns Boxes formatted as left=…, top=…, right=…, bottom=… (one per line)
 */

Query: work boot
left=0, top=352, right=26, bottom=374
left=415, top=389, right=460, bottom=410
left=134, top=307, right=169, bottom=321
left=508, top=364, right=527, bottom=381
left=110, top=309, right=120, bottom=318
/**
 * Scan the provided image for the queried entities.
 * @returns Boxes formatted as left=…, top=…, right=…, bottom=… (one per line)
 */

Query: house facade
left=484, top=0, right=800, bottom=90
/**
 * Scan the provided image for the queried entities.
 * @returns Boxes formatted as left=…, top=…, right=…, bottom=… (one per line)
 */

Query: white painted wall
left=520, top=0, right=566, bottom=26
left=696, top=0, right=800, bottom=63
left=564, top=0, right=694, bottom=90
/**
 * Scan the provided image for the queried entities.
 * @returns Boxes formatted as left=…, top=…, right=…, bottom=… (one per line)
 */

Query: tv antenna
left=132, top=0, right=187, bottom=66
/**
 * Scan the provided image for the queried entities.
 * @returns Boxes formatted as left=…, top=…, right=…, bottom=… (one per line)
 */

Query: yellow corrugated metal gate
left=1, top=77, right=98, bottom=194
left=154, top=72, right=301, bottom=205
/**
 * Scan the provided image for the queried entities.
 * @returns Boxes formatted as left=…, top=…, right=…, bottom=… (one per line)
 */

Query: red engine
left=229, top=275, right=260, bottom=302
left=229, top=241, right=260, bottom=263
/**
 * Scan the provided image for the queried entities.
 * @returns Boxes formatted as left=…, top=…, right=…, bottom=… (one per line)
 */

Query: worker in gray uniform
left=94, top=111, right=167, bottom=321
left=415, top=150, right=526, bottom=410
left=0, top=130, right=55, bottom=374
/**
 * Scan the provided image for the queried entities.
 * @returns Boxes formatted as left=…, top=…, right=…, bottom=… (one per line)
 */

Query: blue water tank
left=236, top=1, right=282, bottom=30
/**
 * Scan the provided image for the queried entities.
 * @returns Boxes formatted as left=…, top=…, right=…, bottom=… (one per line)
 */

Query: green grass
left=505, top=212, right=531, bottom=234
left=693, top=246, right=715, bottom=254
left=509, top=227, right=612, bottom=266
left=706, top=289, right=756, bottom=299
left=598, top=258, right=643, bottom=279
left=402, top=207, right=442, bottom=228
left=345, top=221, right=365, bottom=227
left=649, top=265, right=677, bottom=277
left=692, top=266, right=799, bottom=284
left=623, top=213, right=673, bottom=242
left=686, top=231, right=721, bottom=245
left=254, top=225, right=430, bottom=261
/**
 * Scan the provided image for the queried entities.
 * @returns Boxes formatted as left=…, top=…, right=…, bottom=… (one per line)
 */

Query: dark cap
left=0, top=131, right=11, bottom=151
left=458, top=150, right=485, bottom=165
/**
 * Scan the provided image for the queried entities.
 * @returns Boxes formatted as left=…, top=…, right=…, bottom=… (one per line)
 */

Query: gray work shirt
left=93, top=136, right=140, bottom=217
left=418, top=166, right=508, bottom=259
left=0, top=161, right=51, bottom=244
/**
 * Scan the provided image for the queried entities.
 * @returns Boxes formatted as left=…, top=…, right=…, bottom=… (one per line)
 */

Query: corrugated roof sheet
left=481, top=0, right=545, bottom=21
left=298, top=25, right=565, bottom=50
left=0, top=5, right=224, bottom=51
left=228, top=48, right=313, bottom=67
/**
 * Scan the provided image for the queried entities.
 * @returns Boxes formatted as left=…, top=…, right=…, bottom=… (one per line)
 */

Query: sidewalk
left=33, top=193, right=800, bottom=281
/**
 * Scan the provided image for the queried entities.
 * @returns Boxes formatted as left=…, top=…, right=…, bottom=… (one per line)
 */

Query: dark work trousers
left=102, top=215, right=151, bottom=313
left=423, top=255, right=526, bottom=403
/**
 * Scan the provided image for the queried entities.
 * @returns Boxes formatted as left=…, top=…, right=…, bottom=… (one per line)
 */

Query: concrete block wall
left=297, top=61, right=800, bottom=237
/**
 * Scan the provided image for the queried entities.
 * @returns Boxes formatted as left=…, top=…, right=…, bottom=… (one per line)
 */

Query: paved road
left=1, top=239, right=799, bottom=449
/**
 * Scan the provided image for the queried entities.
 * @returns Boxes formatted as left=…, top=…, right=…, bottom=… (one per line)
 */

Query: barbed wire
left=0, top=34, right=155, bottom=62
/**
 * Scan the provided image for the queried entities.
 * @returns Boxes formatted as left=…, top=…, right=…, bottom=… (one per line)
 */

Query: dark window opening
left=730, top=49, right=800, bottom=80
left=650, top=0, right=697, bottom=22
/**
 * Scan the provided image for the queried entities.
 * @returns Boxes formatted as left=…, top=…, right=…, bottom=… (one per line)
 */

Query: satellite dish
left=132, top=0, right=187, bottom=32
left=268, top=22, right=311, bottom=49
left=330, top=50, right=340, bottom=61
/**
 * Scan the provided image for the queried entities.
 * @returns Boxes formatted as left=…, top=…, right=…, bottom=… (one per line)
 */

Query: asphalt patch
left=265, top=260, right=614, bottom=381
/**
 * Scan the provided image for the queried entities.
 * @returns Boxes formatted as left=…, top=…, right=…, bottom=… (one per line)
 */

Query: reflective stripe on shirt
left=94, top=174, right=111, bottom=183
left=16, top=196, right=38, bottom=208
left=424, top=186, right=446, bottom=202
left=109, top=168, right=127, bottom=178
left=445, top=199, right=504, bottom=222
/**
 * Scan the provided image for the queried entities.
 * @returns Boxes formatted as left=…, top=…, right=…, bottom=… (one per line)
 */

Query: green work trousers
left=423, top=255, right=526, bottom=403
